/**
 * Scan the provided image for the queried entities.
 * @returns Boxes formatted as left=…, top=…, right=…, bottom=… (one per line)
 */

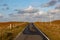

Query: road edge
left=33, top=23, right=50, bottom=40
left=13, top=24, right=28, bottom=40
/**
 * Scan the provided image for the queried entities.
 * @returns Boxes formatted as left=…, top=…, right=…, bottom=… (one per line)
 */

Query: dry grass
left=0, top=22, right=28, bottom=40
left=34, top=20, right=60, bottom=40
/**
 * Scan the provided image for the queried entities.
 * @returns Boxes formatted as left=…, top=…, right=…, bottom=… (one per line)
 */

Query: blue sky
left=0, top=0, right=60, bottom=22
left=0, top=0, right=50, bottom=15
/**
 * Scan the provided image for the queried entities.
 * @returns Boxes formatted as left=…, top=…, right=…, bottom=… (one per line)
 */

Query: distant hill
left=0, top=22, right=23, bottom=25
left=34, top=20, right=60, bottom=40
left=0, top=22, right=28, bottom=28
left=35, top=20, right=60, bottom=24
left=51, top=20, right=60, bottom=24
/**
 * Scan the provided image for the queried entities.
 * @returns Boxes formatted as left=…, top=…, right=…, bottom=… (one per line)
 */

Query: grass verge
left=0, top=22, right=28, bottom=40
left=34, top=21, right=60, bottom=40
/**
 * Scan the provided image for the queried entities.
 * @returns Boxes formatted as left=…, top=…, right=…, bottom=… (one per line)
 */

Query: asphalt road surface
left=14, top=23, right=49, bottom=40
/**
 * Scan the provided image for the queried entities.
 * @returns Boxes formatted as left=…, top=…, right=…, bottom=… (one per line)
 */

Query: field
left=0, top=22, right=28, bottom=40
left=34, top=20, right=60, bottom=40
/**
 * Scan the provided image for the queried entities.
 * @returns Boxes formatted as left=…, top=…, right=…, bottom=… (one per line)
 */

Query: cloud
left=9, top=5, right=59, bottom=22
left=0, top=13, right=8, bottom=22
left=49, top=9, right=60, bottom=13
left=9, top=9, right=55, bottom=22
left=1, top=4, right=10, bottom=10
left=58, top=0, right=60, bottom=2
left=0, top=13, right=3, bottom=18
left=49, top=4, right=60, bottom=14
left=55, top=4, right=60, bottom=9
left=47, top=8, right=60, bottom=21
left=3, top=4, right=8, bottom=6
left=0, top=5, right=60, bottom=22
left=2, top=7, right=9, bottom=10
left=15, top=6, right=39, bottom=14
left=42, top=0, right=57, bottom=7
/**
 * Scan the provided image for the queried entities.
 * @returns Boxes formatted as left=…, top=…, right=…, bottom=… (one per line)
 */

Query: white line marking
left=13, top=24, right=28, bottom=40
left=34, top=24, right=50, bottom=40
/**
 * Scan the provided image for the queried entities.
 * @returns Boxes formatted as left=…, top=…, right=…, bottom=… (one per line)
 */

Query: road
left=14, top=23, right=49, bottom=40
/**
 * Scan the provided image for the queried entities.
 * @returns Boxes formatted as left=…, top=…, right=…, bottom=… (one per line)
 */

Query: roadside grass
left=0, top=22, right=28, bottom=40
left=34, top=20, right=60, bottom=40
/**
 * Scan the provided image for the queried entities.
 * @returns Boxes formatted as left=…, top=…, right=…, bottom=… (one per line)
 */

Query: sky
left=0, top=0, right=60, bottom=22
